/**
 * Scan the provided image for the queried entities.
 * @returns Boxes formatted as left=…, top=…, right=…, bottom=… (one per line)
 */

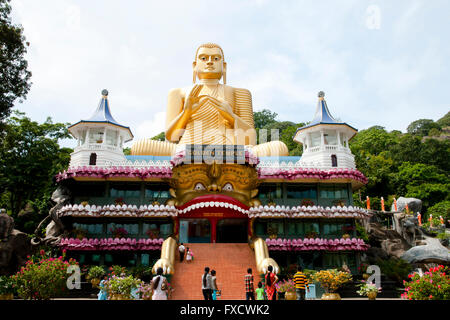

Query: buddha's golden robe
left=178, top=84, right=253, bottom=145
left=131, top=84, right=288, bottom=157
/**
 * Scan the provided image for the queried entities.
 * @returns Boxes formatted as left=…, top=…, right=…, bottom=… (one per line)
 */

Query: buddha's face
left=193, top=47, right=226, bottom=80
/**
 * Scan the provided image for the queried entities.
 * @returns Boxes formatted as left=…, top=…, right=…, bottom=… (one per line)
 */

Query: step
left=170, top=243, right=258, bottom=300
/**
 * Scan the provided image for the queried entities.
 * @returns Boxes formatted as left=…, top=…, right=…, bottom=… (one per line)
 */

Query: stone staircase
left=170, top=243, right=258, bottom=300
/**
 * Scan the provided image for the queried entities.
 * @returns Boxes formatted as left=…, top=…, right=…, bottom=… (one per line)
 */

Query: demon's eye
left=222, top=183, right=234, bottom=191
left=194, top=183, right=206, bottom=191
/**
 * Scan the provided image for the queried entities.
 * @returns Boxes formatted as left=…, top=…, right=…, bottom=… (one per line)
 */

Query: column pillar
left=211, top=218, right=217, bottom=243
left=337, top=130, right=341, bottom=149
left=86, top=128, right=90, bottom=145
left=320, top=130, right=325, bottom=150
left=102, top=127, right=107, bottom=146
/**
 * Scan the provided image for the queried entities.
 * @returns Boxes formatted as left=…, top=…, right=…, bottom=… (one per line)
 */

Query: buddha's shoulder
left=168, top=87, right=186, bottom=97
left=224, top=85, right=252, bottom=97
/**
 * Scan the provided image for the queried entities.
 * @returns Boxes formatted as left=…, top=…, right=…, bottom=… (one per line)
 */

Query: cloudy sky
left=10, top=0, right=450, bottom=148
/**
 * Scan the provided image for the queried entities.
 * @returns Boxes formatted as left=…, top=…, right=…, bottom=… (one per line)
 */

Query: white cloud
left=134, top=111, right=166, bottom=142
left=8, top=0, right=450, bottom=148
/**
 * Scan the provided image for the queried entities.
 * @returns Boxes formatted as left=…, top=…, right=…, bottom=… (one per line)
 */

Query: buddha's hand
left=152, top=258, right=174, bottom=275
left=184, top=84, right=203, bottom=112
left=258, top=258, right=280, bottom=274
left=198, top=95, right=235, bottom=119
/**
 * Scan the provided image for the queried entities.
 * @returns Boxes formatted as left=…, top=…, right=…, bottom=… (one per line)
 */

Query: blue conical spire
left=68, top=89, right=133, bottom=141
left=310, top=91, right=339, bottom=125
left=84, top=89, right=121, bottom=125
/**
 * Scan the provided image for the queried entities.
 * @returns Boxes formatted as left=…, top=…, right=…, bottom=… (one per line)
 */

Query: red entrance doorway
left=176, top=194, right=251, bottom=243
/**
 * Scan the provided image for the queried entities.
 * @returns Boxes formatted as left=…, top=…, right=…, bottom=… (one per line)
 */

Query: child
left=186, top=247, right=194, bottom=262
left=255, top=281, right=265, bottom=300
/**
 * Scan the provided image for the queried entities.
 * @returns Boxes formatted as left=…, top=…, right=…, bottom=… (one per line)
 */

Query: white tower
left=68, top=89, right=133, bottom=167
left=293, top=91, right=357, bottom=169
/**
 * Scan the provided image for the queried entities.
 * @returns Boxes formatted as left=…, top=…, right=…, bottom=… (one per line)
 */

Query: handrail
left=152, top=236, right=177, bottom=274
left=253, top=237, right=280, bottom=274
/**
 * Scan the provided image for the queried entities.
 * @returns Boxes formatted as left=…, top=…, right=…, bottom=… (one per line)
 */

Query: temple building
left=50, top=44, right=371, bottom=298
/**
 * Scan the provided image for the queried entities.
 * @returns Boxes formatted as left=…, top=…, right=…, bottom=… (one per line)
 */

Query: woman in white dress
left=151, top=267, right=168, bottom=300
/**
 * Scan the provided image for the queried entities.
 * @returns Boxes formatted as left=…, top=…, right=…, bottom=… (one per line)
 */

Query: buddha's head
left=193, top=43, right=227, bottom=83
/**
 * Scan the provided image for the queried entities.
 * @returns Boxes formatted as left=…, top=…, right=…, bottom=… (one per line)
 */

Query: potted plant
left=146, top=229, right=160, bottom=239
left=301, top=199, right=315, bottom=207
left=137, top=283, right=153, bottom=300
left=114, top=197, right=125, bottom=206
left=104, top=275, right=143, bottom=300
left=311, top=269, right=353, bottom=300
left=267, top=226, right=277, bottom=239
left=0, top=275, right=15, bottom=300
left=110, top=227, right=128, bottom=239
left=305, top=231, right=318, bottom=239
left=356, top=281, right=382, bottom=300
left=72, top=228, right=87, bottom=240
left=358, top=262, right=370, bottom=280
left=275, top=279, right=296, bottom=300
left=88, top=266, right=106, bottom=288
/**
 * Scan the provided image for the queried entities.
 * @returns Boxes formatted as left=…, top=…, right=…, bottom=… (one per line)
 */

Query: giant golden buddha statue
left=131, top=43, right=288, bottom=157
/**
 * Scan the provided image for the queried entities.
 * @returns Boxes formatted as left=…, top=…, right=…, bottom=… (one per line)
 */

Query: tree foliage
left=253, top=109, right=278, bottom=129
left=0, top=111, right=72, bottom=233
left=0, top=0, right=32, bottom=122
left=407, top=119, right=441, bottom=137
left=349, top=114, right=449, bottom=216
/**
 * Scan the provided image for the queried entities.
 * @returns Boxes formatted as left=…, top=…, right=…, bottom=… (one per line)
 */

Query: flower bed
left=59, top=237, right=164, bottom=251
left=11, top=250, right=78, bottom=300
left=401, top=265, right=449, bottom=300
left=265, top=237, right=369, bottom=251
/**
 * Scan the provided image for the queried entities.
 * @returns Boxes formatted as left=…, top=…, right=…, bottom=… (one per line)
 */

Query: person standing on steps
left=211, top=270, right=220, bottom=300
left=244, top=268, right=255, bottom=300
left=202, top=267, right=213, bottom=300
left=178, top=242, right=186, bottom=262
left=265, top=265, right=278, bottom=301
left=186, top=247, right=194, bottom=263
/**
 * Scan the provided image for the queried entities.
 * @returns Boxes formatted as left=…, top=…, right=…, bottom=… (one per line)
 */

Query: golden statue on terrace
left=131, top=43, right=288, bottom=157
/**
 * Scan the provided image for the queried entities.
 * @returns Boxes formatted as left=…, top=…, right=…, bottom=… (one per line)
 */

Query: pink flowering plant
left=11, top=249, right=78, bottom=300
left=275, top=279, right=296, bottom=293
left=110, top=226, right=128, bottom=238
left=137, top=283, right=153, bottom=300
left=401, top=265, right=449, bottom=300
left=356, top=281, right=382, bottom=296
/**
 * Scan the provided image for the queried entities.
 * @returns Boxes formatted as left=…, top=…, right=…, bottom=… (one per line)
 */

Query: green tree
left=0, top=0, right=32, bottom=122
left=407, top=119, right=441, bottom=137
left=350, top=126, right=396, bottom=156
left=436, top=111, right=450, bottom=128
left=152, top=132, right=165, bottom=141
left=253, top=109, right=278, bottom=129
left=427, top=200, right=450, bottom=221
left=0, top=111, right=72, bottom=232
